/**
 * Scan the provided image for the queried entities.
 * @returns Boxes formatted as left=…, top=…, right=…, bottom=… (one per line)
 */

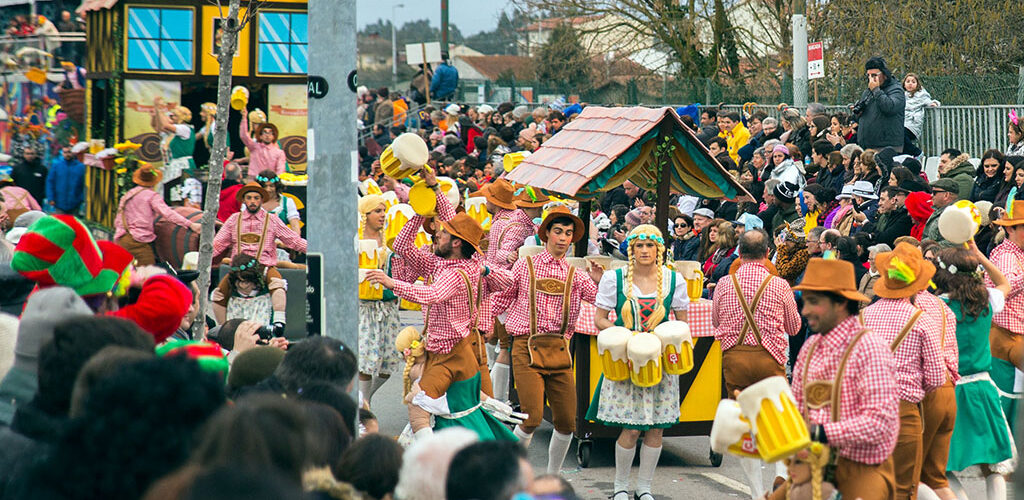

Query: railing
left=0, top=32, right=87, bottom=69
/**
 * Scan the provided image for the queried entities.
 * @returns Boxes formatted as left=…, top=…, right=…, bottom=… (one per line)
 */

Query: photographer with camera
left=852, top=57, right=906, bottom=152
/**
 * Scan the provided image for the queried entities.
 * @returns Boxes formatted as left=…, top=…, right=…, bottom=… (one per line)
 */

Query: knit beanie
left=228, top=346, right=285, bottom=391
left=157, top=340, right=229, bottom=383
left=111, top=275, right=193, bottom=343
left=774, top=181, right=799, bottom=204
left=625, top=209, right=644, bottom=228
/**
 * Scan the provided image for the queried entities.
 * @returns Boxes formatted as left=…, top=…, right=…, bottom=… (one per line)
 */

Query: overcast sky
left=357, top=0, right=510, bottom=36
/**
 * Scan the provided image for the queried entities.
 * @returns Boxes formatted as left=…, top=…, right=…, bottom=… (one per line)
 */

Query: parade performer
left=151, top=97, right=196, bottom=172
left=114, top=164, right=201, bottom=266
left=367, top=167, right=517, bottom=441
left=211, top=253, right=277, bottom=326
left=932, top=243, right=1014, bottom=500
left=712, top=228, right=801, bottom=499
left=355, top=193, right=402, bottom=407
left=861, top=242, right=944, bottom=500
left=256, top=169, right=302, bottom=234
left=787, top=258, right=899, bottom=500
left=196, top=102, right=229, bottom=150
left=986, top=200, right=1024, bottom=431
left=240, top=106, right=287, bottom=178
left=586, top=224, right=687, bottom=500
left=491, top=205, right=603, bottom=474
left=0, top=169, right=41, bottom=221
left=212, top=182, right=304, bottom=331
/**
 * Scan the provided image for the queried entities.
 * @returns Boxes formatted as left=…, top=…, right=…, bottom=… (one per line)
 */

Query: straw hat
left=994, top=200, right=1024, bottom=227
left=483, top=178, right=517, bottom=210
left=236, top=182, right=269, bottom=203
left=872, top=242, right=935, bottom=299
left=514, top=187, right=550, bottom=209
left=538, top=206, right=584, bottom=243
left=133, top=165, right=163, bottom=187
left=793, top=258, right=870, bottom=302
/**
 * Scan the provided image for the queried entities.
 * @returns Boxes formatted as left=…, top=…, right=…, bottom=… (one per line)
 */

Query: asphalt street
left=368, top=311, right=1000, bottom=499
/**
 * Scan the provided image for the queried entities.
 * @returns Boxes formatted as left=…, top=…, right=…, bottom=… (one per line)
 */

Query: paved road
left=368, top=311, right=999, bottom=499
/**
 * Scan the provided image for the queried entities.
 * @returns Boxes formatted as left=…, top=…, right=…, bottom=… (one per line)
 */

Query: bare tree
left=193, top=0, right=266, bottom=338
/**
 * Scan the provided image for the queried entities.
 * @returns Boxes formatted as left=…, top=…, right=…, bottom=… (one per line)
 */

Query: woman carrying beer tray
left=931, top=242, right=1014, bottom=500
left=587, top=225, right=688, bottom=500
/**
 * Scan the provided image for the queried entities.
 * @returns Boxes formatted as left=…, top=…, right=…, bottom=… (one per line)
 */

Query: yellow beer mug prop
left=381, top=191, right=399, bottom=211
left=652, top=321, right=694, bottom=375
left=464, top=196, right=491, bottom=229
left=503, top=151, right=530, bottom=172
left=710, top=400, right=761, bottom=458
left=230, top=86, right=249, bottom=111
left=359, top=178, right=383, bottom=196
left=408, top=177, right=459, bottom=217
left=736, top=376, right=810, bottom=462
left=358, top=240, right=384, bottom=300
left=414, top=227, right=432, bottom=249
left=381, top=133, right=430, bottom=179
left=597, top=327, right=632, bottom=382
left=626, top=332, right=663, bottom=387
left=385, top=204, right=415, bottom=249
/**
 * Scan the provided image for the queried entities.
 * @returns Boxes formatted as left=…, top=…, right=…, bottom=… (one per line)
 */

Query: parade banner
left=124, top=80, right=181, bottom=163
left=267, top=84, right=308, bottom=172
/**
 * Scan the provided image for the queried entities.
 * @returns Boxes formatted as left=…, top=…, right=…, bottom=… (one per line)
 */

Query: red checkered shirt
left=489, top=209, right=537, bottom=269
left=213, top=208, right=307, bottom=267
left=492, top=250, right=598, bottom=338
left=915, top=291, right=960, bottom=383
left=861, top=298, right=945, bottom=403
left=987, top=239, right=1024, bottom=335
left=792, top=315, right=899, bottom=465
left=712, top=262, right=800, bottom=365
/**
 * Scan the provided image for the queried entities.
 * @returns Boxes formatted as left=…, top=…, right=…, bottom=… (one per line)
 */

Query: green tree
left=534, top=23, right=591, bottom=91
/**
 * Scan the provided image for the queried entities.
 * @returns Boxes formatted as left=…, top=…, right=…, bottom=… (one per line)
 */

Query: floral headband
left=230, top=259, right=259, bottom=272
left=936, top=256, right=983, bottom=279
left=626, top=233, right=664, bottom=245
left=255, top=174, right=279, bottom=184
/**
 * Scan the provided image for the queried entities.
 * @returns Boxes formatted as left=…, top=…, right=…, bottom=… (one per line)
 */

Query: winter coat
left=430, top=62, right=459, bottom=99
left=719, top=122, right=751, bottom=163
left=940, top=153, right=975, bottom=200
left=903, top=88, right=936, bottom=139
left=856, top=77, right=906, bottom=150
left=46, top=156, right=85, bottom=212
left=872, top=208, right=914, bottom=247
left=971, top=173, right=1004, bottom=203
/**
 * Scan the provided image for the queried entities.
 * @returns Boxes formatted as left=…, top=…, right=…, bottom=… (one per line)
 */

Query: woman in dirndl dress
left=212, top=253, right=275, bottom=326
left=357, top=194, right=402, bottom=408
left=932, top=242, right=1015, bottom=500
left=587, top=224, right=688, bottom=500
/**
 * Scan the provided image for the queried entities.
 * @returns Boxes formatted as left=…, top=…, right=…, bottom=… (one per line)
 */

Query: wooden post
left=575, top=200, right=590, bottom=257
left=813, top=80, right=819, bottom=103
left=422, top=43, right=430, bottom=105
left=655, top=120, right=673, bottom=236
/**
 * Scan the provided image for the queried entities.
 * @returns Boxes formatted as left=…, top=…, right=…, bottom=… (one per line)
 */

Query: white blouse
left=595, top=267, right=688, bottom=312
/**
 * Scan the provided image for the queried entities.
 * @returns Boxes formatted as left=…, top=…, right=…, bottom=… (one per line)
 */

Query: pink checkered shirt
left=792, top=315, right=899, bottom=465
left=861, top=298, right=945, bottom=403
left=485, top=208, right=515, bottom=267
left=711, top=262, right=800, bottom=365
left=489, top=209, right=536, bottom=270
left=492, top=250, right=598, bottom=338
left=0, top=186, right=40, bottom=213
left=114, top=186, right=194, bottom=243
left=239, top=114, right=287, bottom=177
left=915, top=291, right=960, bottom=383
left=213, top=209, right=307, bottom=267
left=987, top=239, right=1024, bottom=335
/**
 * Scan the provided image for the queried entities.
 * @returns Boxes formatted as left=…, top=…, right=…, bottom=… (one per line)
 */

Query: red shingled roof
left=77, top=0, right=118, bottom=13
left=458, top=55, right=535, bottom=81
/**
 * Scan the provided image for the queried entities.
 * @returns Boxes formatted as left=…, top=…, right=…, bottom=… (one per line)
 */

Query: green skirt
left=990, top=357, right=1019, bottom=434
left=432, top=372, right=517, bottom=441
left=946, top=373, right=1014, bottom=471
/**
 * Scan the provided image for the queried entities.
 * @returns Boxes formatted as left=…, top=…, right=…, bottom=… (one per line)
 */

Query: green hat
left=228, top=346, right=285, bottom=390
left=11, top=215, right=134, bottom=297
left=156, top=340, right=230, bottom=382
left=929, top=178, right=959, bottom=195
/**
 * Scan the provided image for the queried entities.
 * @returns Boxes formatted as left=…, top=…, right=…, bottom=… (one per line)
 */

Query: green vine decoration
left=645, top=135, right=676, bottom=204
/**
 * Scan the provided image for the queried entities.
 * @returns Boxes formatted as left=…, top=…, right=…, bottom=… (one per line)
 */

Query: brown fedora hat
left=132, top=165, right=163, bottom=187
left=538, top=206, right=584, bottom=243
left=421, top=205, right=466, bottom=236
left=873, top=242, right=935, bottom=299
left=793, top=258, right=870, bottom=302
left=254, top=122, right=279, bottom=140
left=483, top=178, right=517, bottom=211
left=437, top=213, right=485, bottom=255
left=514, top=187, right=550, bottom=209
left=236, top=181, right=269, bottom=203
left=994, top=200, right=1024, bottom=227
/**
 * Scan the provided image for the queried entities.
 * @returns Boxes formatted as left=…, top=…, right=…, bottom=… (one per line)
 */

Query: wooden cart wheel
left=709, top=449, right=723, bottom=467
left=576, top=439, right=593, bottom=468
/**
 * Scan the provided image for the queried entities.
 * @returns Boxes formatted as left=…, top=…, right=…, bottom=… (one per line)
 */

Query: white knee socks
left=547, top=431, right=574, bottom=474
left=916, top=484, right=941, bottom=500
left=740, top=457, right=764, bottom=500
left=614, top=443, right=635, bottom=493
left=491, top=362, right=510, bottom=401
left=986, top=473, right=1007, bottom=500
left=636, top=444, right=662, bottom=496
left=514, top=426, right=533, bottom=449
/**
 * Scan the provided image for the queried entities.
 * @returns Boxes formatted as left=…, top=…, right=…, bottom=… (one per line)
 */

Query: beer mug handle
left=693, top=270, right=705, bottom=283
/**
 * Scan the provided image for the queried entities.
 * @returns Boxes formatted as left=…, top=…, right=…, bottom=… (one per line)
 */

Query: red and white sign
left=808, top=41, right=824, bottom=80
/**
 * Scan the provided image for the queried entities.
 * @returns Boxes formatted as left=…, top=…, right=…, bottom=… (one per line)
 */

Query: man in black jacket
left=869, top=185, right=913, bottom=246
left=11, top=148, right=47, bottom=204
left=853, top=56, right=906, bottom=152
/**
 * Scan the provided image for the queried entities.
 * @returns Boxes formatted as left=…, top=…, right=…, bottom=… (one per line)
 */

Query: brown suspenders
left=455, top=268, right=486, bottom=360
left=526, top=255, right=575, bottom=337
left=731, top=274, right=774, bottom=345
left=235, top=212, right=271, bottom=257
left=801, top=328, right=871, bottom=423
left=889, top=309, right=924, bottom=353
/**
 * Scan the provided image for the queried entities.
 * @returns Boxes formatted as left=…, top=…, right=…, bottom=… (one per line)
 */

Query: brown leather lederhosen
left=510, top=256, right=576, bottom=433
left=723, top=274, right=785, bottom=397
left=800, top=328, right=896, bottom=500
left=490, top=221, right=529, bottom=349
left=418, top=268, right=490, bottom=399
left=920, top=309, right=955, bottom=490
left=116, top=189, right=158, bottom=265
left=887, top=309, right=925, bottom=500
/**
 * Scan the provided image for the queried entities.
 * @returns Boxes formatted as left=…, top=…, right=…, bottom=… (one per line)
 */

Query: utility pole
left=391, top=3, right=404, bottom=90
left=440, top=0, right=449, bottom=52
left=308, top=0, right=359, bottom=357
left=792, top=0, right=808, bottom=107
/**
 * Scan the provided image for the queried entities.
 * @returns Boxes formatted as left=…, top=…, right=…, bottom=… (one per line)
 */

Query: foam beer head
left=381, top=191, right=399, bottom=210
left=598, top=326, right=632, bottom=382
left=381, top=133, right=430, bottom=179
left=938, top=199, right=982, bottom=244
left=711, top=400, right=760, bottom=458
left=653, top=321, right=694, bottom=375
left=736, top=376, right=810, bottom=462
left=464, top=196, right=490, bottom=226
left=627, top=331, right=663, bottom=387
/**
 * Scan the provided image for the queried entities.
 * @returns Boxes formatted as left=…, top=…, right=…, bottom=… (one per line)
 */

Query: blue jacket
left=46, top=156, right=85, bottom=211
left=430, top=62, right=459, bottom=99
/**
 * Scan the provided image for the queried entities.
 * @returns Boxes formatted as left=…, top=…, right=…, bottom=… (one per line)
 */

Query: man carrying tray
left=782, top=258, right=899, bottom=500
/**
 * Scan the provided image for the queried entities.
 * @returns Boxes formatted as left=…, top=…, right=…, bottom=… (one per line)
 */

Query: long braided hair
left=620, top=224, right=668, bottom=331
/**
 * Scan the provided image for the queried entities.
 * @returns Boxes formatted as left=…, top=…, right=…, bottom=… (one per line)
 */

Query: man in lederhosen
left=986, top=200, right=1024, bottom=431
left=114, top=164, right=201, bottom=266
left=712, top=228, right=801, bottom=498
left=491, top=206, right=602, bottom=474
left=783, top=258, right=899, bottom=500
left=861, top=242, right=945, bottom=500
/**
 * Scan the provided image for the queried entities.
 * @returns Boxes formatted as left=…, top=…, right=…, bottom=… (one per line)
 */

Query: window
left=126, top=7, right=194, bottom=72
left=258, top=12, right=307, bottom=74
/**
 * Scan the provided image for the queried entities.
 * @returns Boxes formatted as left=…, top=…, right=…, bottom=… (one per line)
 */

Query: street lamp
left=392, top=3, right=405, bottom=90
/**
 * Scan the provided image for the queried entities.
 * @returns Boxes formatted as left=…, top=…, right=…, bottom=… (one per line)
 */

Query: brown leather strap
left=890, top=309, right=924, bottom=353
left=455, top=268, right=485, bottom=333
left=119, top=188, right=144, bottom=237
left=732, top=274, right=773, bottom=345
left=559, top=265, right=575, bottom=337
left=527, top=256, right=574, bottom=337
left=236, top=211, right=270, bottom=258
left=832, top=328, right=870, bottom=422
left=939, top=308, right=947, bottom=349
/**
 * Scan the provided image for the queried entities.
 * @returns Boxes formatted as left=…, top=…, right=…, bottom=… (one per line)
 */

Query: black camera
left=849, top=96, right=869, bottom=117
left=256, top=323, right=285, bottom=341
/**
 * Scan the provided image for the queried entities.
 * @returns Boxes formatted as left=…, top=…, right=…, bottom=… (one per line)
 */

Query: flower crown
left=936, top=256, right=983, bottom=279
left=626, top=233, right=664, bottom=245
left=230, top=259, right=259, bottom=272
left=255, top=175, right=279, bottom=184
